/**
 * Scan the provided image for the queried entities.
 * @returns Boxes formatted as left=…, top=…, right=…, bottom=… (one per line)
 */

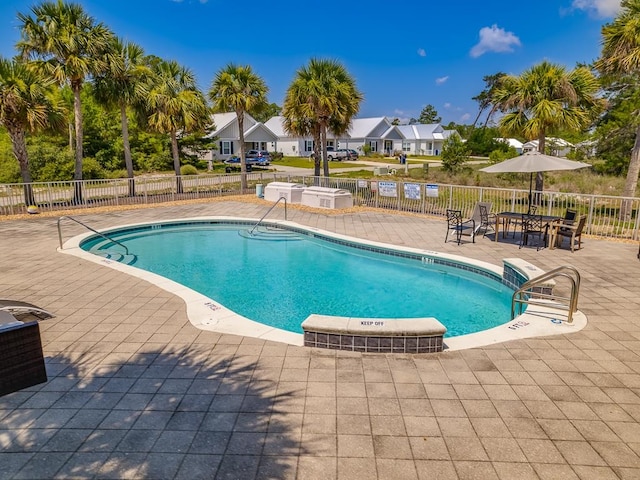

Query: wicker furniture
left=0, top=320, right=47, bottom=396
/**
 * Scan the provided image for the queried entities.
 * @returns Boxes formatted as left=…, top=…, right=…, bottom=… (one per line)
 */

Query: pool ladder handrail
left=511, top=265, right=580, bottom=324
left=57, top=215, right=130, bottom=256
left=248, top=197, right=287, bottom=236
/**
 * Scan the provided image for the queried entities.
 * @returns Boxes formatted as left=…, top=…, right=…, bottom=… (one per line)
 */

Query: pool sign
left=426, top=184, right=439, bottom=198
left=404, top=183, right=421, bottom=200
left=379, top=181, right=397, bottom=197
left=357, top=179, right=368, bottom=188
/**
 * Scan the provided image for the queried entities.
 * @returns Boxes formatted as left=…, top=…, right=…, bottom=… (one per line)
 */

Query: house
left=205, top=112, right=278, bottom=160
left=494, top=138, right=524, bottom=155
left=395, top=124, right=456, bottom=156
left=265, top=116, right=405, bottom=157
left=522, top=137, right=574, bottom=157
left=264, top=116, right=452, bottom=157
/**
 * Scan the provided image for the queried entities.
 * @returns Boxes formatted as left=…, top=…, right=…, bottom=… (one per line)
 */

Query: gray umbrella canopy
left=479, top=151, right=590, bottom=173
left=479, top=151, right=591, bottom=209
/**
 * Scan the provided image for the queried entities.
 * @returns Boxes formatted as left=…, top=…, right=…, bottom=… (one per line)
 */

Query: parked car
left=347, top=149, right=359, bottom=159
left=245, top=150, right=271, bottom=165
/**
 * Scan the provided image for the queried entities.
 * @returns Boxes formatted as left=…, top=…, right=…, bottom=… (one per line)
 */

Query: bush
left=180, top=165, right=198, bottom=176
left=488, top=146, right=518, bottom=164
left=82, top=158, right=107, bottom=179
left=441, top=135, right=470, bottom=173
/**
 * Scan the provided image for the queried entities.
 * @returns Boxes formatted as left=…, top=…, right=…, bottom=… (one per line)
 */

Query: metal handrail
left=511, top=265, right=581, bottom=323
left=248, top=197, right=288, bottom=236
left=57, top=215, right=129, bottom=255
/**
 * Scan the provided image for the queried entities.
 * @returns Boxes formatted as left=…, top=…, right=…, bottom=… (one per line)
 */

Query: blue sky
left=0, top=0, right=621, bottom=124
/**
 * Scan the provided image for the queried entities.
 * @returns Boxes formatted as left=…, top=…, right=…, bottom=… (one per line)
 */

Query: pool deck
left=2, top=198, right=640, bottom=479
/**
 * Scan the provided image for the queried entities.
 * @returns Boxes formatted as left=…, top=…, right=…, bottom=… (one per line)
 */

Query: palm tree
left=17, top=0, right=114, bottom=203
left=209, top=64, right=268, bottom=191
left=94, top=39, right=150, bottom=196
left=492, top=61, right=603, bottom=195
left=282, top=58, right=363, bottom=177
left=144, top=58, right=209, bottom=194
left=596, top=0, right=640, bottom=206
left=0, top=56, right=64, bottom=205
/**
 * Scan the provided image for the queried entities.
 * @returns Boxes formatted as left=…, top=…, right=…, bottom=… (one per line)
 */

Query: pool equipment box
left=264, top=182, right=306, bottom=203
left=301, top=186, right=354, bottom=209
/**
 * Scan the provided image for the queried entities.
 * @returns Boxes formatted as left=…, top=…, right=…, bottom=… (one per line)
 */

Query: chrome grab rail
left=248, top=197, right=288, bottom=236
left=57, top=215, right=129, bottom=255
left=511, top=265, right=581, bottom=323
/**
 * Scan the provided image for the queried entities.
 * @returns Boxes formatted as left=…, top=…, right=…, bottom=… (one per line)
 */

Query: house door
left=384, top=140, right=393, bottom=155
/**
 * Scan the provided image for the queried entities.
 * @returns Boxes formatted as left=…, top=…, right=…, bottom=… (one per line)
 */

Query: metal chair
left=445, top=209, right=475, bottom=245
left=506, top=205, right=537, bottom=238
left=478, top=204, right=496, bottom=238
left=519, top=214, right=546, bottom=250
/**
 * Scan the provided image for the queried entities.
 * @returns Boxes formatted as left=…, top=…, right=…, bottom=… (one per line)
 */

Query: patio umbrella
left=479, top=151, right=590, bottom=207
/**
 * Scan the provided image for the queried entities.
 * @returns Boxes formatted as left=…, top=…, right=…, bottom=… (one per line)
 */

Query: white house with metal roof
left=264, top=116, right=406, bottom=157
left=205, top=112, right=278, bottom=160
left=522, top=137, right=574, bottom=157
left=494, top=138, right=524, bottom=154
left=395, top=124, right=456, bottom=156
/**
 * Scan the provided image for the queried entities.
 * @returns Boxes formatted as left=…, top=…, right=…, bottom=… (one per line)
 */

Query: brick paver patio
left=1, top=199, right=640, bottom=479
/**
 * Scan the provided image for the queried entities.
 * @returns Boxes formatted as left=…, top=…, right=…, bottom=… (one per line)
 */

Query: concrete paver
left=1, top=198, right=640, bottom=479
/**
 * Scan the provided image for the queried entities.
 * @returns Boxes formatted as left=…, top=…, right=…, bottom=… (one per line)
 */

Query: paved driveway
left=1, top=198, right=640, bottom=479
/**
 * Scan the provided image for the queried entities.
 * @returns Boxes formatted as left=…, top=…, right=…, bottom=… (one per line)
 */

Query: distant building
left=522, top=137, right=574, bottom=157
left=264, top=116, right=454, bottom=157
left=494, top=138, right=523, bottom=155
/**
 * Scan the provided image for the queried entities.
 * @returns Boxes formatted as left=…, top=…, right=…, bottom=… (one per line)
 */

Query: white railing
left=2, top=173, right=639, bottom=241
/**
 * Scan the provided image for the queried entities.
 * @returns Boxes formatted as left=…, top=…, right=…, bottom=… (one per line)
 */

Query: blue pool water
left=81, top=222, right=514, bottom=337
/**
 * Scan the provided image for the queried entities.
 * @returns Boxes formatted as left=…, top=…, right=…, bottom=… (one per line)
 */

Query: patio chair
left=519, top=214, right=546, bottom=251
left=0, top=311, right=48, bottom=396
left=445, top=209, right=475, bottom=245
left=554, top=214, right=587, bottom=252
left=506, top=205, right=537, bottom=238
left=0, top=299, right=54, bottom=320
left=478, top=203, right=496, bottom=238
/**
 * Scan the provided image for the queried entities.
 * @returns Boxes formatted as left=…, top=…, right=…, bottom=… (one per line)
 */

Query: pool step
left=238, top=227, right=301, bottom=241
left=94, top=251, right=138, bottom=265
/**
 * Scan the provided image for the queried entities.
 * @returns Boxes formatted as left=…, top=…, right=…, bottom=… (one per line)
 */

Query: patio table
left=494, top=211, right=560, bottom=245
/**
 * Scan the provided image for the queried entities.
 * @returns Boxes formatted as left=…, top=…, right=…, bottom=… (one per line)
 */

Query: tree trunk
left=534, top=132, right=546, bottom=207
left=237, top=111, right=247, bottom=192
left=621, top=124, right=640, bottom=220
left=68, top=123, right=74, bottom=152
left=321, top=124, right=329, bottom=179
left=7, top=125, right=35, bottom=206
left=171, top=129, right=183, bottom=194
left=72, top=82, right=84, bottom=204
left=120, top=103, right=135, bottom=197
left=312, top=126, right=321, bottom=181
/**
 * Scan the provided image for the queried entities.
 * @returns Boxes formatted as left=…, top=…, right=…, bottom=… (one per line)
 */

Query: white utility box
left=373, top=167, right=388, bottom=175
left=301, top=186, right=354, bottom=209
left=263, top=182, right=306, bottom=203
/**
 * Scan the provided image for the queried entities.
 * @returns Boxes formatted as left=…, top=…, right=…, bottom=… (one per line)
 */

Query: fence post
left=586, top=195, right=595, bottom=235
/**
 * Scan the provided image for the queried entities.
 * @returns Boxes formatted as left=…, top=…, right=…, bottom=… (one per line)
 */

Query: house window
left=326, top=141, right=335, bottom=148
left=402, top=141, right=411, bottom=152
left=304, top=140, right=314, bottom=152
left=220, top=141, right=233, bottom=155
left=369, top=141, right=378, bottom=152
left=427, top=142, right=433, bottom=151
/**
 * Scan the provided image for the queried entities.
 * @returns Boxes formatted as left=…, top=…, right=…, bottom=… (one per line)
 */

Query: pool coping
left=59, top=216, right=587, bottom=351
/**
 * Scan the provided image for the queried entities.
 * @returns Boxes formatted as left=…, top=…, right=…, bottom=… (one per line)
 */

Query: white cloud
left=393, top=109, right=405, bottom=116
left=470, top=25, right=521, bottom=58
left=435, top=76, right=449, bottom=85
left=443, top=102, right=452, bottom=109
left=460, top=113, right=471, bottom=122
left=572, top=0, right=621, bottom=17
left=417, top=48, right=426, bottom=57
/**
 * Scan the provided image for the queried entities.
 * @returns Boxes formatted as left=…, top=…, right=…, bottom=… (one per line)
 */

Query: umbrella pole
left=528, top=172, right=533, bottom=213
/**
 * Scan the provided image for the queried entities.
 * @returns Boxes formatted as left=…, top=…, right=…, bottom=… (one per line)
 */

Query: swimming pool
left=80, top=219, right=514, bottom=338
